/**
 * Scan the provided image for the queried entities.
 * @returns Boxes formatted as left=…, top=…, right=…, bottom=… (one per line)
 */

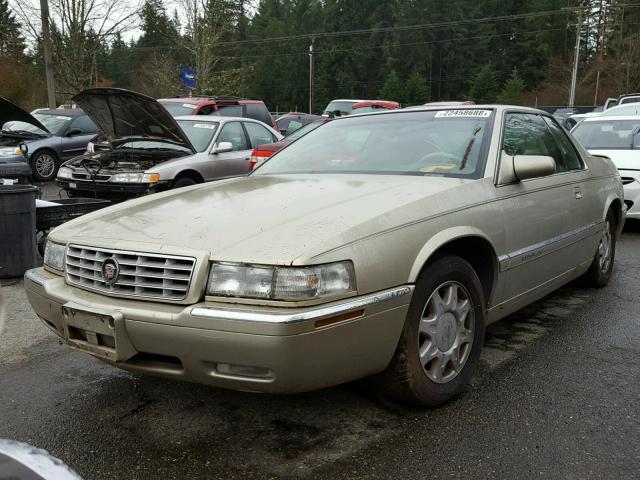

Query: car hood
left=0, top=97, right=49, bottom=133
left=589, top=149, right=639, bottom=171
left=72, top=88, right=196, bottom=153
left=50, top=174, right=481, bottom=264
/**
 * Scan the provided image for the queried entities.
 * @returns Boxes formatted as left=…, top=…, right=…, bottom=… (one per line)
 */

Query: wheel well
left=30, top=148, right=58, bottom=161
left=609, top=198, right=622, bottom=229
left=172, top=170, right=204, bottom=185
left=424, top=236, right=498, bottom=305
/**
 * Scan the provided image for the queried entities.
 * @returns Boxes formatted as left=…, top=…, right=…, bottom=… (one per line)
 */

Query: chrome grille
left=65, top=245, right=196, bottom=301
left=621, top=177, right=636, bottom=185
left=71, top=172, right=111, bottom=181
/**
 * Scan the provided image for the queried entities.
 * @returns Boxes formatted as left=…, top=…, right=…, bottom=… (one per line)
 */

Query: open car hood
left=0, top=97, right=49, bottom=133
left=72, top=88, right=196, bottom=153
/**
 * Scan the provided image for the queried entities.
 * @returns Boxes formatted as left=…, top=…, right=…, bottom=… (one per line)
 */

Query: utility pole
left=39, top=0, right=56, bottom=109
left=594, top=3, right=607, bottom=107
left=568, top=8, right=582, bottom=108
left=308, top=36, right=315, bottom=114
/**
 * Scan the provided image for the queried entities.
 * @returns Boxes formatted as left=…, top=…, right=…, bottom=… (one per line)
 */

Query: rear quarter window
left=246, top=103, right=273, bottom=126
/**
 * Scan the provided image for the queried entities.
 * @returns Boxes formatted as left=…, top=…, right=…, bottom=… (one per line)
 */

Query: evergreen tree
left=0, top=0, right=26, bottom=57
left=403, top=71, right=430, bottom=105
left=468, top=64, right=499, bottom=104
left=378, top=70, right=404, bottom=103
left=497, top=68, right=526, bottom=105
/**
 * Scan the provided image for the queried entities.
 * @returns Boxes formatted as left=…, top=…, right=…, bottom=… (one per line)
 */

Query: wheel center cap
left=436, top=312, right=457, bottom=351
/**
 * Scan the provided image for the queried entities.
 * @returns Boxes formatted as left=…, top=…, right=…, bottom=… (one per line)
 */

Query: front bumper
left=24, top=268, right=412, bottom=393
left=0, top=159, right=31, bottom=183
left=620, top=170, right=640, bottom=219
left=56, top=179, right=164, bottom=197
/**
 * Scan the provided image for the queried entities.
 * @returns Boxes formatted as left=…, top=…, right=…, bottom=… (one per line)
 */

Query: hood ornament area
left=101, top=258, right=120, bottom=285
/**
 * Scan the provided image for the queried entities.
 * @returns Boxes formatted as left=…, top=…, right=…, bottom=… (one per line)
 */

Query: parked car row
left=55, top=89, right=281, bottom=200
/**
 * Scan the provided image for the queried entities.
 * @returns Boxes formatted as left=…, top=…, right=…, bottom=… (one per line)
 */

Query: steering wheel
left=418, top=151, right=460, bottom=164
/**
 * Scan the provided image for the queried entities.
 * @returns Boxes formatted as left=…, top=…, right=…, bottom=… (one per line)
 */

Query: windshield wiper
left=460, top=126, right=482, bottom=170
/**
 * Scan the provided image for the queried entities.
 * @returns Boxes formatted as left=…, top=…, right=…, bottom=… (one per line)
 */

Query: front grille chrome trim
left=65, top=244, right=196, bottom=302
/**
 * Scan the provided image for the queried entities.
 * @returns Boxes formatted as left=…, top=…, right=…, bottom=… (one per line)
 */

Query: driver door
left=495, top=112, right=590, bottom=306
left=203, top=121, right=252, bottom=181
left=60, top=116, right=98, bottom=160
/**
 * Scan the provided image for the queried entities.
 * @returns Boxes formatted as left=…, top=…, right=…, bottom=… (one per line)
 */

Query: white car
left=572, top=115, right=640, bottom=219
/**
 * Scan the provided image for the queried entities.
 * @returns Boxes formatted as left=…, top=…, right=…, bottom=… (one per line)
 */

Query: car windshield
left=160, top=102, right=198, bottom=117
left=210, top=105, right=243, bottom=117
left=572, top=120, right=640, bottom=150
left=177, top=120, right=219, bottom=152
left=285, top=121, right=324, bottom=140
left=3, top=113, right=71, bottom=135
left=255, top=110, right=493, bottom=177
left=323, top=101, right=358, bottom=115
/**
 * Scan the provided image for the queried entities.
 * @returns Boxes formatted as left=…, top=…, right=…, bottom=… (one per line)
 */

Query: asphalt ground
left=0, top=189, right=638, bottom=479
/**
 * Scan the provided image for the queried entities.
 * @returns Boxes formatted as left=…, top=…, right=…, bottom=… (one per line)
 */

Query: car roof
left=581, top=115, right=640, bottom=122
left=36, top=108, right=85, bottom=117
left=158, top=97, right=263, bottom=105
left=342, top=104, right=544, bottom=119
left=174, top=115, right=257, bottom=122
left=352, top=100, right=399, bottom=109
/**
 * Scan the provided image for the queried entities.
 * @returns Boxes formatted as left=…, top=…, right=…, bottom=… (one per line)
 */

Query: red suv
left=157, top=96, right=276, bottom=128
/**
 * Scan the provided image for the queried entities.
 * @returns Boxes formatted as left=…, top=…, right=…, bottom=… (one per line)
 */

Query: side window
left=542, top=117, right=584, bottom=171
left=217, top=122, right=248, bottom=151
left=69, top=116, right=97, bottom=134
left=502, top=113, right=565, bottom=173
left=246, top=103, right=272, bottom=126
left=197, top=105, right=213, bottom=115
left=244, top=122, right=276, bottom=148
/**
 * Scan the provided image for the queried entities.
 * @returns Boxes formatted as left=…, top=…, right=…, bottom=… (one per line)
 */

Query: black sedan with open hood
left=56, top=88, right=197, bottom=200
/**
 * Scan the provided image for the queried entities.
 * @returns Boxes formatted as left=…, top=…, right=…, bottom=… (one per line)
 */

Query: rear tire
left=581, top=209, right=616, bottom=287
left=172, top=177, right=198, bottom=189
left=373, top=255, right=486, bottom=407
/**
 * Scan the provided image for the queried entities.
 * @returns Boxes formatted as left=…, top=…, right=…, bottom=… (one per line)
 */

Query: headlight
left=206, top=261, right=356, bottom=301
left=109, top=172, right=160, bottom=184
left=43, top=241, right=66, bottom=272
left=57, top=167, right=73, bottom=179
left=0, top=146, right=21, bottom=156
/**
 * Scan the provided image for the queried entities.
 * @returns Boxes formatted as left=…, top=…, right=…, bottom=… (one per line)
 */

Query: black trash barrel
left=0, top=184, right=38, bottom=278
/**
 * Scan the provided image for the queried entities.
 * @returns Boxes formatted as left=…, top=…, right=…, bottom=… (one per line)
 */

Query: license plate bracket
left=61, top=303, right=136, bottom=362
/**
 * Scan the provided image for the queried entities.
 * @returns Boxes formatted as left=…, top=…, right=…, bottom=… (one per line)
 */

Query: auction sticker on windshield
left=193, top=124, right=216, bottom=129
left=435, top=110, right=492, bottom=118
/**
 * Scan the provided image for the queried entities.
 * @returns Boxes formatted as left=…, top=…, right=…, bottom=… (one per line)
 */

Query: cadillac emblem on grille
left=101, top=258, right=120, bottom=285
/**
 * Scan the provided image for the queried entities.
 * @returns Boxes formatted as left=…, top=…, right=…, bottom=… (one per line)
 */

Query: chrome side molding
left=191, top=286, right=414, bottom=324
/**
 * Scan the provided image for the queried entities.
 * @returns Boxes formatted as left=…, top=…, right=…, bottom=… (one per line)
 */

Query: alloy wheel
left=35, top=153, right=56, bottom=179
left=598, top=220, right=612, bottom=273
left=418, top=281, right=475, bottom=384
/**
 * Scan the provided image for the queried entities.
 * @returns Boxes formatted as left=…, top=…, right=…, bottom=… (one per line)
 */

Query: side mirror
left=66, top=128, right=82, bottom=137
left=513, top=155, right=556, bottom=181
left=213, top=141, right=234, bottom=154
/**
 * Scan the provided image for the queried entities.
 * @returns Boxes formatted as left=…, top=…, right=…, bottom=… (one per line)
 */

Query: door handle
left=574, top=186, right=583, bottom=199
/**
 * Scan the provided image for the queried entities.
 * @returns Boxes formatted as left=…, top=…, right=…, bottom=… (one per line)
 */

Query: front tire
left=374, top=255, right=486, bottom=407
left=172, top=176, right=198, bottom=189
left=30, top=150, right=59, bottom=182
left=581, top=209, right=616, bottom=287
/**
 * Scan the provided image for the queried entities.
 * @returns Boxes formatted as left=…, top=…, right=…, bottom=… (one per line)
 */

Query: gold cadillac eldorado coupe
left=24, top=106, right=625, bottom=406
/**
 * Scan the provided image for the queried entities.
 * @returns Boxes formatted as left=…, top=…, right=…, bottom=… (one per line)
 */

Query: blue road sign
left=180, top=67, right=197, bottom=90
